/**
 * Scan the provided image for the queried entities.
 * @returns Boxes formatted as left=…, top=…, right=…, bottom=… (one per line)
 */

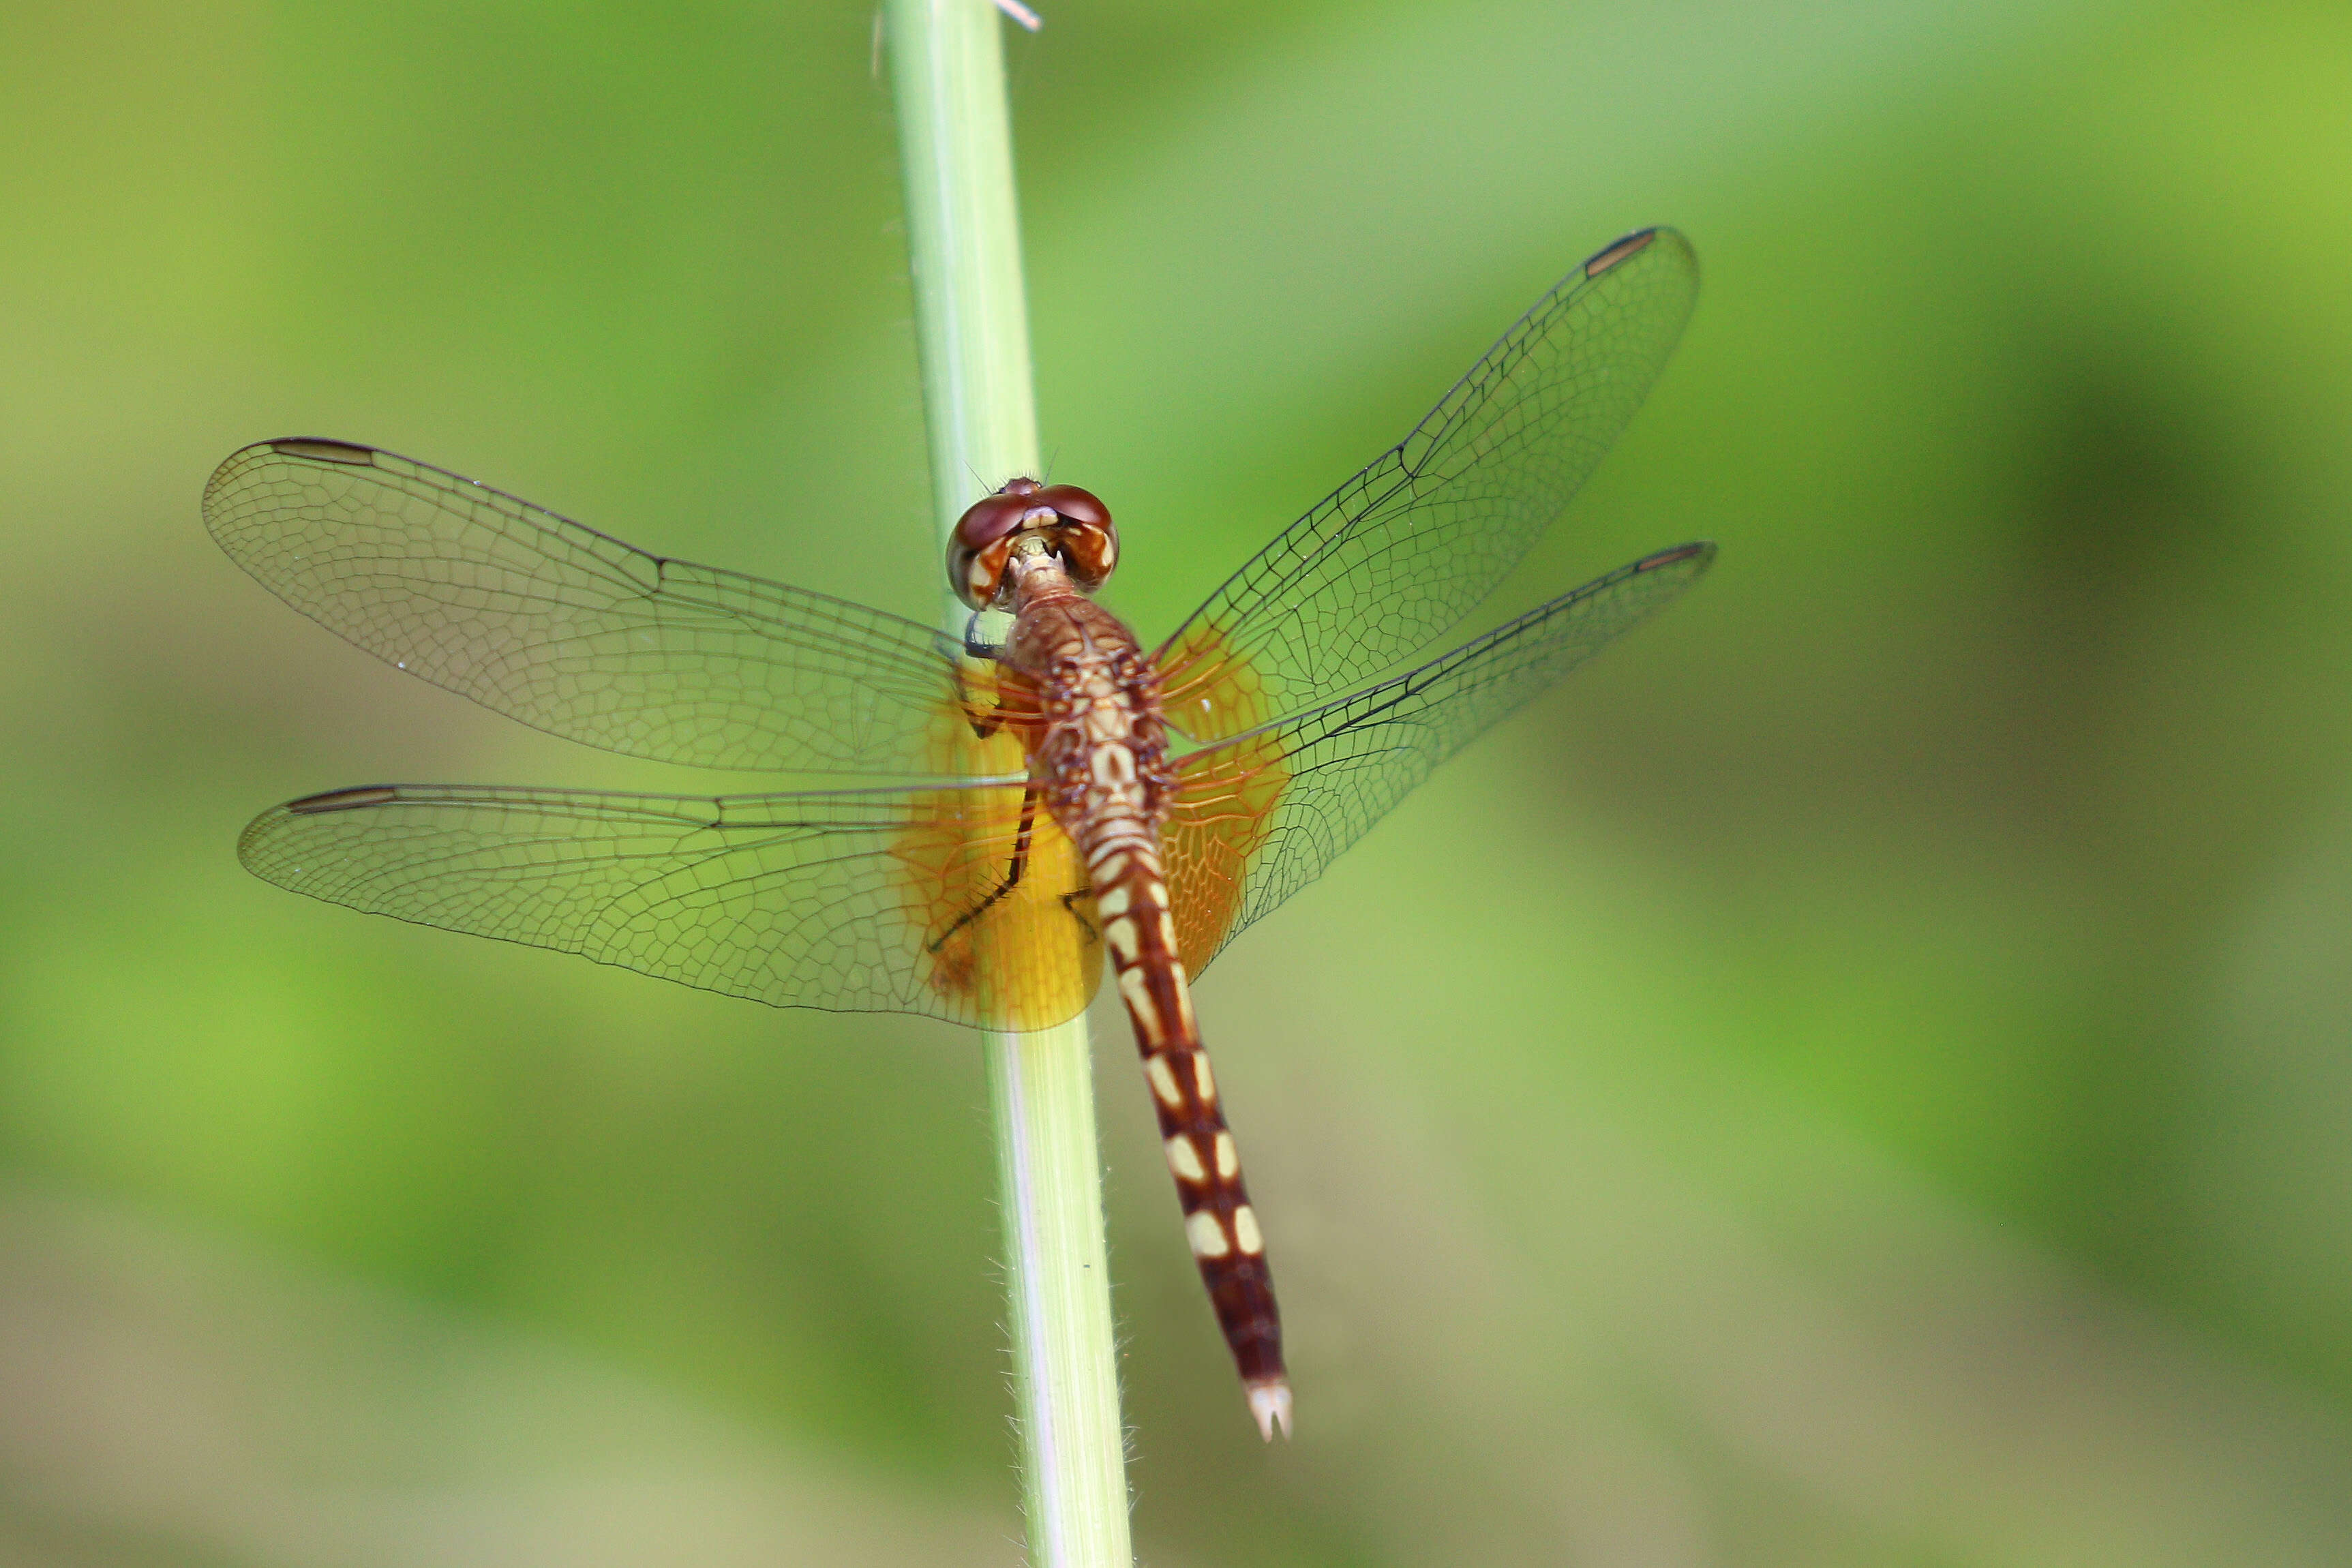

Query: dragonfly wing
left=1162, top=541, right=1714, bottom=972
left=239, top=779, right=1104, bottom=1031
left=206, top=440, right=970, bottom=775
left=1156, top=228, right=1699, bottom=740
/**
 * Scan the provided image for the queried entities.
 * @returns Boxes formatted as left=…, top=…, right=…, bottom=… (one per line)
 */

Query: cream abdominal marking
left=1214, top=1132, right=1239, bottom=1179
left=1233, top=1205, right=1264, bottom=1256
left=1104, top=917, right=1139, bottom=961
left=1186, top=1211, right=1231, bottom=1258
left=1166, top=1135, right=1207, bottom=1183
left=1145, top=1053, right=1183, bottom=1109
left=1121, top=967, right=1164, bottom=1044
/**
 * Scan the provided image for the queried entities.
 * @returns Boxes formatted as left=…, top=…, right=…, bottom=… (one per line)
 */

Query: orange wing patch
left=929, top=659, right=1045, bottom=774
left=1155, top=618, right=1278, bottom=744
left=1163, top=727, right=1288, bottom=974
left=891, top=663, right=1100, bottom=1031
left=893, top=785, right=1100, bottom=1031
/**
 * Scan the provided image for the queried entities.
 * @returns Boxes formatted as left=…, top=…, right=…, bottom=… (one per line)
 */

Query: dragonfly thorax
left=947, top=476, right=1117, bottom=611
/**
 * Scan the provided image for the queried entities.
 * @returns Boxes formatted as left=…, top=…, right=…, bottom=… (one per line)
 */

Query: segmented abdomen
left=1081, top=824, right=1291, bottom=1438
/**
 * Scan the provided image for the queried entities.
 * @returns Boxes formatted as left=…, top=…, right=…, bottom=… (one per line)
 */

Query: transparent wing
left=1162, top=542, right=1714, bottom=972
left=1156, top=228, right=1699, bottom=741
left=238, top=778, right=1103, bottom=1031
left=205, top=440, right=969, bottom=776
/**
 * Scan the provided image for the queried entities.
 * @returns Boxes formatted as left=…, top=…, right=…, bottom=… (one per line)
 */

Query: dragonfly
left=205, top=226, right=1713, bottom=1441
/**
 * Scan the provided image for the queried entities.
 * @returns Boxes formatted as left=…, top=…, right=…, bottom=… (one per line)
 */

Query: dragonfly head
left=948, top=477, right=1117, bottom=610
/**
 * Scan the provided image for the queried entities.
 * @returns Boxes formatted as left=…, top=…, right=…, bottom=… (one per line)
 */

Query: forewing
left=1162, top=542, right=1714, bottom=971
left=205, top=440, right=969, bottom=775
left=239, top=779, right=1102, bottom=1031
left=1156, top=228, right=1699, bottom=740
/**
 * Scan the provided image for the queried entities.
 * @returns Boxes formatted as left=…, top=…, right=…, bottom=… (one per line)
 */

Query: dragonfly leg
left=956, top=659, right=1019, bottom=742
left=929, top=783, right=1042, bottom=952
left=946, top=654, right=999, bottom=740
left=1059, top=886, right=1098, bottom=943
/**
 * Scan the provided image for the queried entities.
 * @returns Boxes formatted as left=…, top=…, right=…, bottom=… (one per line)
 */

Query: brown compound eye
left=1036, top=483, right=1117, bottom=593
left=946, top=479, right=1119, bottom=609
left=947, top=487, right=1040, bottom=610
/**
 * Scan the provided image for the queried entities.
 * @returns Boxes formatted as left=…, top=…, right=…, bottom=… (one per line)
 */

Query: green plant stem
left=883, top=4, right=1134, bottom=1565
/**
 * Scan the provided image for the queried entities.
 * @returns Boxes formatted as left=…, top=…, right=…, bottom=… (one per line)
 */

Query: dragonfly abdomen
left=1087, top=833, right=1291, bottom=1441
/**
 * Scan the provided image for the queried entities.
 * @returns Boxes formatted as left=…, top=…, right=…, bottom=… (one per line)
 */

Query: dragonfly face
left=205, top=225, right=1716, bottom=1441
left=948, top=476, right=1118, bottom=610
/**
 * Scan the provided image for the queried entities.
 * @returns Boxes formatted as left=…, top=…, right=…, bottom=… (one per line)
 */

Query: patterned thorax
left=1001, top=548, right=1175, bottom=834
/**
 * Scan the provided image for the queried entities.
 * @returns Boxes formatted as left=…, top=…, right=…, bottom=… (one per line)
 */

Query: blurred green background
left=5, top=1, right=2352, bottom=1563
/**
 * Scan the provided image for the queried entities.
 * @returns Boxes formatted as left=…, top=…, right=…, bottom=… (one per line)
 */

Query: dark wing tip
left=1633, top=540, right=1717, bottom=574
left=285, top=785, right=401, bottom=815
left=266, top=438, right=380, bottom=466
left=1584, top=228, right=1659, bottom=277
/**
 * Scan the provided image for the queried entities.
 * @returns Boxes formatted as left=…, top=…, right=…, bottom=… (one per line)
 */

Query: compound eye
left=946, top=489, right=1042, bottom=611
left=953, top=489, right=1038, bottom=554
left=1036, top=485, right=1118, bottom=592
left=1035, top=484, right=1109, bottom=528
